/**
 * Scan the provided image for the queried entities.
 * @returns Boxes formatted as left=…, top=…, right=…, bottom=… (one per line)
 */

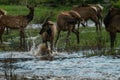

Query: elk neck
left=25, top=8, right=34, bottom=22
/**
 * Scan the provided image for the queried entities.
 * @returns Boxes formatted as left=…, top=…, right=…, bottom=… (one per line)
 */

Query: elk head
left=109, top=7, right=120, bottom=17
left=39, top=12, right=53, bottom=34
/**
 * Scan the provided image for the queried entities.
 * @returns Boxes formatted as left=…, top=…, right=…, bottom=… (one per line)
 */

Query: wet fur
left=40, top=21, right=57, bottom=51
left=35, top=43, right=53, bottom=60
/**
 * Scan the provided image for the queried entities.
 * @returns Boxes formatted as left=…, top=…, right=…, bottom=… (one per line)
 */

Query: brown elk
left=72, top=5, right=101, bottom=31
left=82, top=4, right=103, bottom=27
left=0, top=5, right=36, bottom=47
left=39, top=18, right=57, bottom=52
left=55, top=10, right=83, bottom=46
left=104, top=7, right=120, bottom=48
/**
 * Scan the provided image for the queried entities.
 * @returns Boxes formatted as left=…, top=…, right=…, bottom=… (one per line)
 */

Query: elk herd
left=0, top=4, right=120, bottom=55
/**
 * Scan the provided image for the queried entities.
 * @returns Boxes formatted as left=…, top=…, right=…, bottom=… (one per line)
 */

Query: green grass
left=0, top=5, right=71, bottom=23
left=1, top=27, right=120, bottom=56
left=0, top=5, right=120, bottom=56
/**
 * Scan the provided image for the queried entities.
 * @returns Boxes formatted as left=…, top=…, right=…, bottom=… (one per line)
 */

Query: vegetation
left=0, top=0, right=105, bottom=5
left=112, top=0, right=120, bottom=8
left=0, top=2, right=120, bottom=80
left=0, top=2, right=120, bottom=54
left=1, top=27, right=120, bottom=52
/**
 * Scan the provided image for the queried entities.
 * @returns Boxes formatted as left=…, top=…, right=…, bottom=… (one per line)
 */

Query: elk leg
left=0, top=34, right=3, bottom=44
left=66, top=30, right=71, bottom=44
left=110, top=32, right=116, bottom=49
left=0, top=36, right=2, bottom=43
left=98, top=13, right=103, bottom=27
left=50, top=41, right=53, bottom=50
left=91, top=15, right=100, bottom=32
left=81, top=23, right=86, bottom=27
left=55, top=30, right=61, bottom=46
left=22, top=30, right=25, bottom=47
left=5, top=27, right=9, bottom=35
left=72, top=29, right=79, bottom=44
left=20, top=28, right=25, bottom=47
left=20, top=31, right=23, bottom=47
left=0, top=27, right=5, bottom=43
left=85, top=20, right=88, bottom=27
left=45, top=42, right=48, bottom=48
left=50, top=40, right=54, bottom=53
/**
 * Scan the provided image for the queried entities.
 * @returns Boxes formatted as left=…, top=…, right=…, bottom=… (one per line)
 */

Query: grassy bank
left=0, top=25, right=120, bottom=57
left=1, top=27, right=120, bottom=51
left=0, top=5, right=120, bottom=56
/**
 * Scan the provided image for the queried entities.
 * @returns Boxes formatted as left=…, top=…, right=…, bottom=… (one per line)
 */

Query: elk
left=55, top=10, right=83, bottom=46
left=0, top=5, right=36, bottom=47
left=39, top=18, right=57, bottom=52
left=72, top=5, right=101, bottom=31
left=104, top=7, right=120, bottom=48
left=82, top=4, right=104, bottom=27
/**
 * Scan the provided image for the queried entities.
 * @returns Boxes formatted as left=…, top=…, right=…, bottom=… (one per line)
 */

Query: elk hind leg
left=72, top=29, right=79, bottom=44
left=110, top=32, right=116, bottom=49
left=55, top=30, right=61, bottom=46
left=110, top=32, right=116, bottom=55
left=91, top=16, right=100, bottom=32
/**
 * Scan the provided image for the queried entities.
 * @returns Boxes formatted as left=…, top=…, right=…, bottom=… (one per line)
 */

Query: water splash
left=28, top=35, right=40, bottom=54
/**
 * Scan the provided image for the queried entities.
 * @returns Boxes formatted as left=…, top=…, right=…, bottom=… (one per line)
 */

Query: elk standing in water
left=104, top=7, right=120, bottom=49
left=39, top=19, right=57, bottom=52
left=55, top=10, right=83, bottom=46
left=0, top=5, right=36, bottom=48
